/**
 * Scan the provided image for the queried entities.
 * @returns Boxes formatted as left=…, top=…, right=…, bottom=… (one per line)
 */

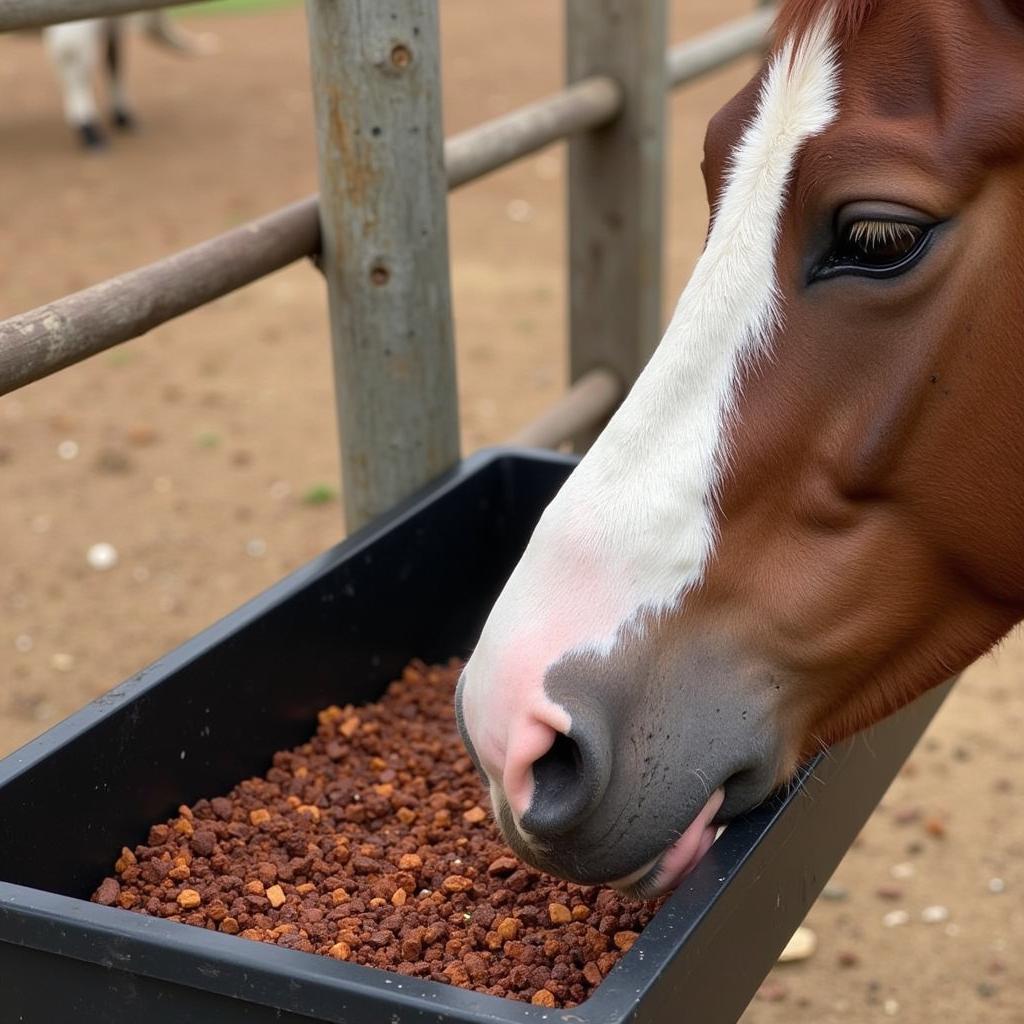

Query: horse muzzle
left=455, top=642, right=787, bottom=893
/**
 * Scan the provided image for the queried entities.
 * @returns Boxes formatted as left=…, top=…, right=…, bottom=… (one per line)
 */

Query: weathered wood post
left=306, top=0, right=459, bottom=532
left=566, top=0, right=667, bottom=449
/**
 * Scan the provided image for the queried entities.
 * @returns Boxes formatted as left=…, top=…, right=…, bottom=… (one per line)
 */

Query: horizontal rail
left=0, top=198, right=321, bottom=397
left=666, top=7, right=774, bottom=87
left=0, top=12, right=773, bottom=396
left=446, top=76, right=621, bottom=188
left=0, top=79, right=624, bottom=397
left=508, top=368, right=622, bottom=449
left=0, top=0, right=212, bottom=31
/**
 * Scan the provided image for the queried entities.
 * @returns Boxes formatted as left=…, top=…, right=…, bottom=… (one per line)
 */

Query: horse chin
left=491, top=770, right=773, bottom=898
left=607, top=787, right=726, bottom=899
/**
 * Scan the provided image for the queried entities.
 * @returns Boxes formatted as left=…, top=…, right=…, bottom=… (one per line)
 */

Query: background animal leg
left=43, top=20, right=106, bottom=149
left=105, top=19, right=135, bottom=131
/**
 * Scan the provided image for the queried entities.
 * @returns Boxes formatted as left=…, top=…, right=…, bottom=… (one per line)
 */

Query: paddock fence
left=0, top=0, right=775, bottom=529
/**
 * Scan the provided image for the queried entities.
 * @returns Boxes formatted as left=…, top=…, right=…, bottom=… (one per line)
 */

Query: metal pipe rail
left=0, top=0, right=212, bottom=32
left=0, top=8, right=772, bottom=405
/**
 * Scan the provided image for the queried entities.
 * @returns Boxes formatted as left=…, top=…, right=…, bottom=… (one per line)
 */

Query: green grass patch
left=196, top=430, right=222, bottom=449
left=174, top=0, right=300, bottom=17
left=301, top=483, right=338, bottom=506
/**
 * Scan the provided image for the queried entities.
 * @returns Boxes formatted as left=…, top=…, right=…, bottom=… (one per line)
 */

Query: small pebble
left=125, top=424, right=158, bottom=447
left=266, top=884, right=286, bottom=909
left=94, top=448, right=133, bottom=474
left=838, top=950, right=860, bottom=968
left=893, top=807, right=921, bottom=826
left=57, top=440, right=79, bottom=461
left=884, top=998, right=900, bottom=1016
left=883, top=910, right=910, bottom=927
left=86, top=542, right=119, bottom=571
left=506, top=198, right=534, bottom=223
left=821, top=883, right=849, bottom=902
left=246, top=538, right=267, bottom=558
left=875, top=885, right=903, bottom=901
left=778, top=926, right=817, bottom=963
left=755, top=980, right=788, bottom=1003
left=890, top=862, right=915, bottom=879
left=921, top=905, right=949, bottom=924
left=50, top=653, right=74, bottom=672
left=988, top=878, right=1006, bottom=894
left=924, top=817, right=947, bottom=839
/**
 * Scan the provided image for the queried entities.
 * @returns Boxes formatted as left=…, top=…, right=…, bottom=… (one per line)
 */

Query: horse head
left=457, top=0, right=1024, bottom=895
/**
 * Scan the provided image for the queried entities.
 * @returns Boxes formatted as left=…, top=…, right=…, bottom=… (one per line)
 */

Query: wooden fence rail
left=0, top=0, right=212, bottom=31
left=0, top=10, right=770, bottom=402
left=0, top=0, right=775, bottom=529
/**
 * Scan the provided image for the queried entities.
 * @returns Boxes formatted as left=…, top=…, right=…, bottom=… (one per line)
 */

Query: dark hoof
left=78, top=122, right=108, bottom=150
left=113, top=108, right=137, bottom=132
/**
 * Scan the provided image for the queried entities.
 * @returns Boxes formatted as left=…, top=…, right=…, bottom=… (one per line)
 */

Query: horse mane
left=774, top=0, right=878, bottom=49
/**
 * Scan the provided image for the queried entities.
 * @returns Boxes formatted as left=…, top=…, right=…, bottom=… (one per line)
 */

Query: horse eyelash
left=847, top=219, right=919, bottom=248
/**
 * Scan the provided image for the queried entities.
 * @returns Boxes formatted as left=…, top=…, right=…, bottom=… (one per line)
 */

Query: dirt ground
left=1, top=3, right=1021, bottom=1020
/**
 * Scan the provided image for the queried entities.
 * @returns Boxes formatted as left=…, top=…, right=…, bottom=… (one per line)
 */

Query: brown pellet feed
left=91, top=659, right=664, bottom=1006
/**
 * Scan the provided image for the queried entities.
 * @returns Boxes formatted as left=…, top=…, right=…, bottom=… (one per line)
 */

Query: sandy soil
left=0, top=3, right=1021, bottom=1019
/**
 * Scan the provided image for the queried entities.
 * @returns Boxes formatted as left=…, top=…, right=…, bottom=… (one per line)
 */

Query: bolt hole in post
left=307, top=0, right=459, bottom=530
left=390, top=43, right=413, bottom=69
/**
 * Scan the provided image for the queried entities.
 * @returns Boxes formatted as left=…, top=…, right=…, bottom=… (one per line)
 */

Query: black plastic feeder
left=0, top=449, right=950, bottom=1023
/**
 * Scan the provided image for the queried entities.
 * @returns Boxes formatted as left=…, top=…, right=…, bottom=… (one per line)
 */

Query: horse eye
left=812, top=218, right=931, bottom=282
left=842, top=220, right=923, bottom=264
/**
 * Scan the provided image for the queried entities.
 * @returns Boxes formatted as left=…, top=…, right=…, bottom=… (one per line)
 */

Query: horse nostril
left=519, top=725, right=610, bottom=839
left=532, top=732, right=584, bottom=802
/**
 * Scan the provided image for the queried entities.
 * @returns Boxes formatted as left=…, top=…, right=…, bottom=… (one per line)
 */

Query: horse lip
left=607, top=787, right=726, bottom=898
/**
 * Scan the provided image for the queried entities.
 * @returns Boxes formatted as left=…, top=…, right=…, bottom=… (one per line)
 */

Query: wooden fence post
left=566, top=0, right=667, bottom=450
left=306, top=0, right=459, bottom=532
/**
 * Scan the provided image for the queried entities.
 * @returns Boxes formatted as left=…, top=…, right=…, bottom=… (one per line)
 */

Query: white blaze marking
left=462, top=16, right=841, bottom=801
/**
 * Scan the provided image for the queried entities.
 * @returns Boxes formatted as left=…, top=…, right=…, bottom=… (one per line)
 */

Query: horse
left=456, top=0, right=1024, bottom=898
left=43, top=11, right=216, bottom=149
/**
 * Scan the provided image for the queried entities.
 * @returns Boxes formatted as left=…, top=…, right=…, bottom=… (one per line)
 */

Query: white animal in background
left=43, top=10, right=217, bottom=149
